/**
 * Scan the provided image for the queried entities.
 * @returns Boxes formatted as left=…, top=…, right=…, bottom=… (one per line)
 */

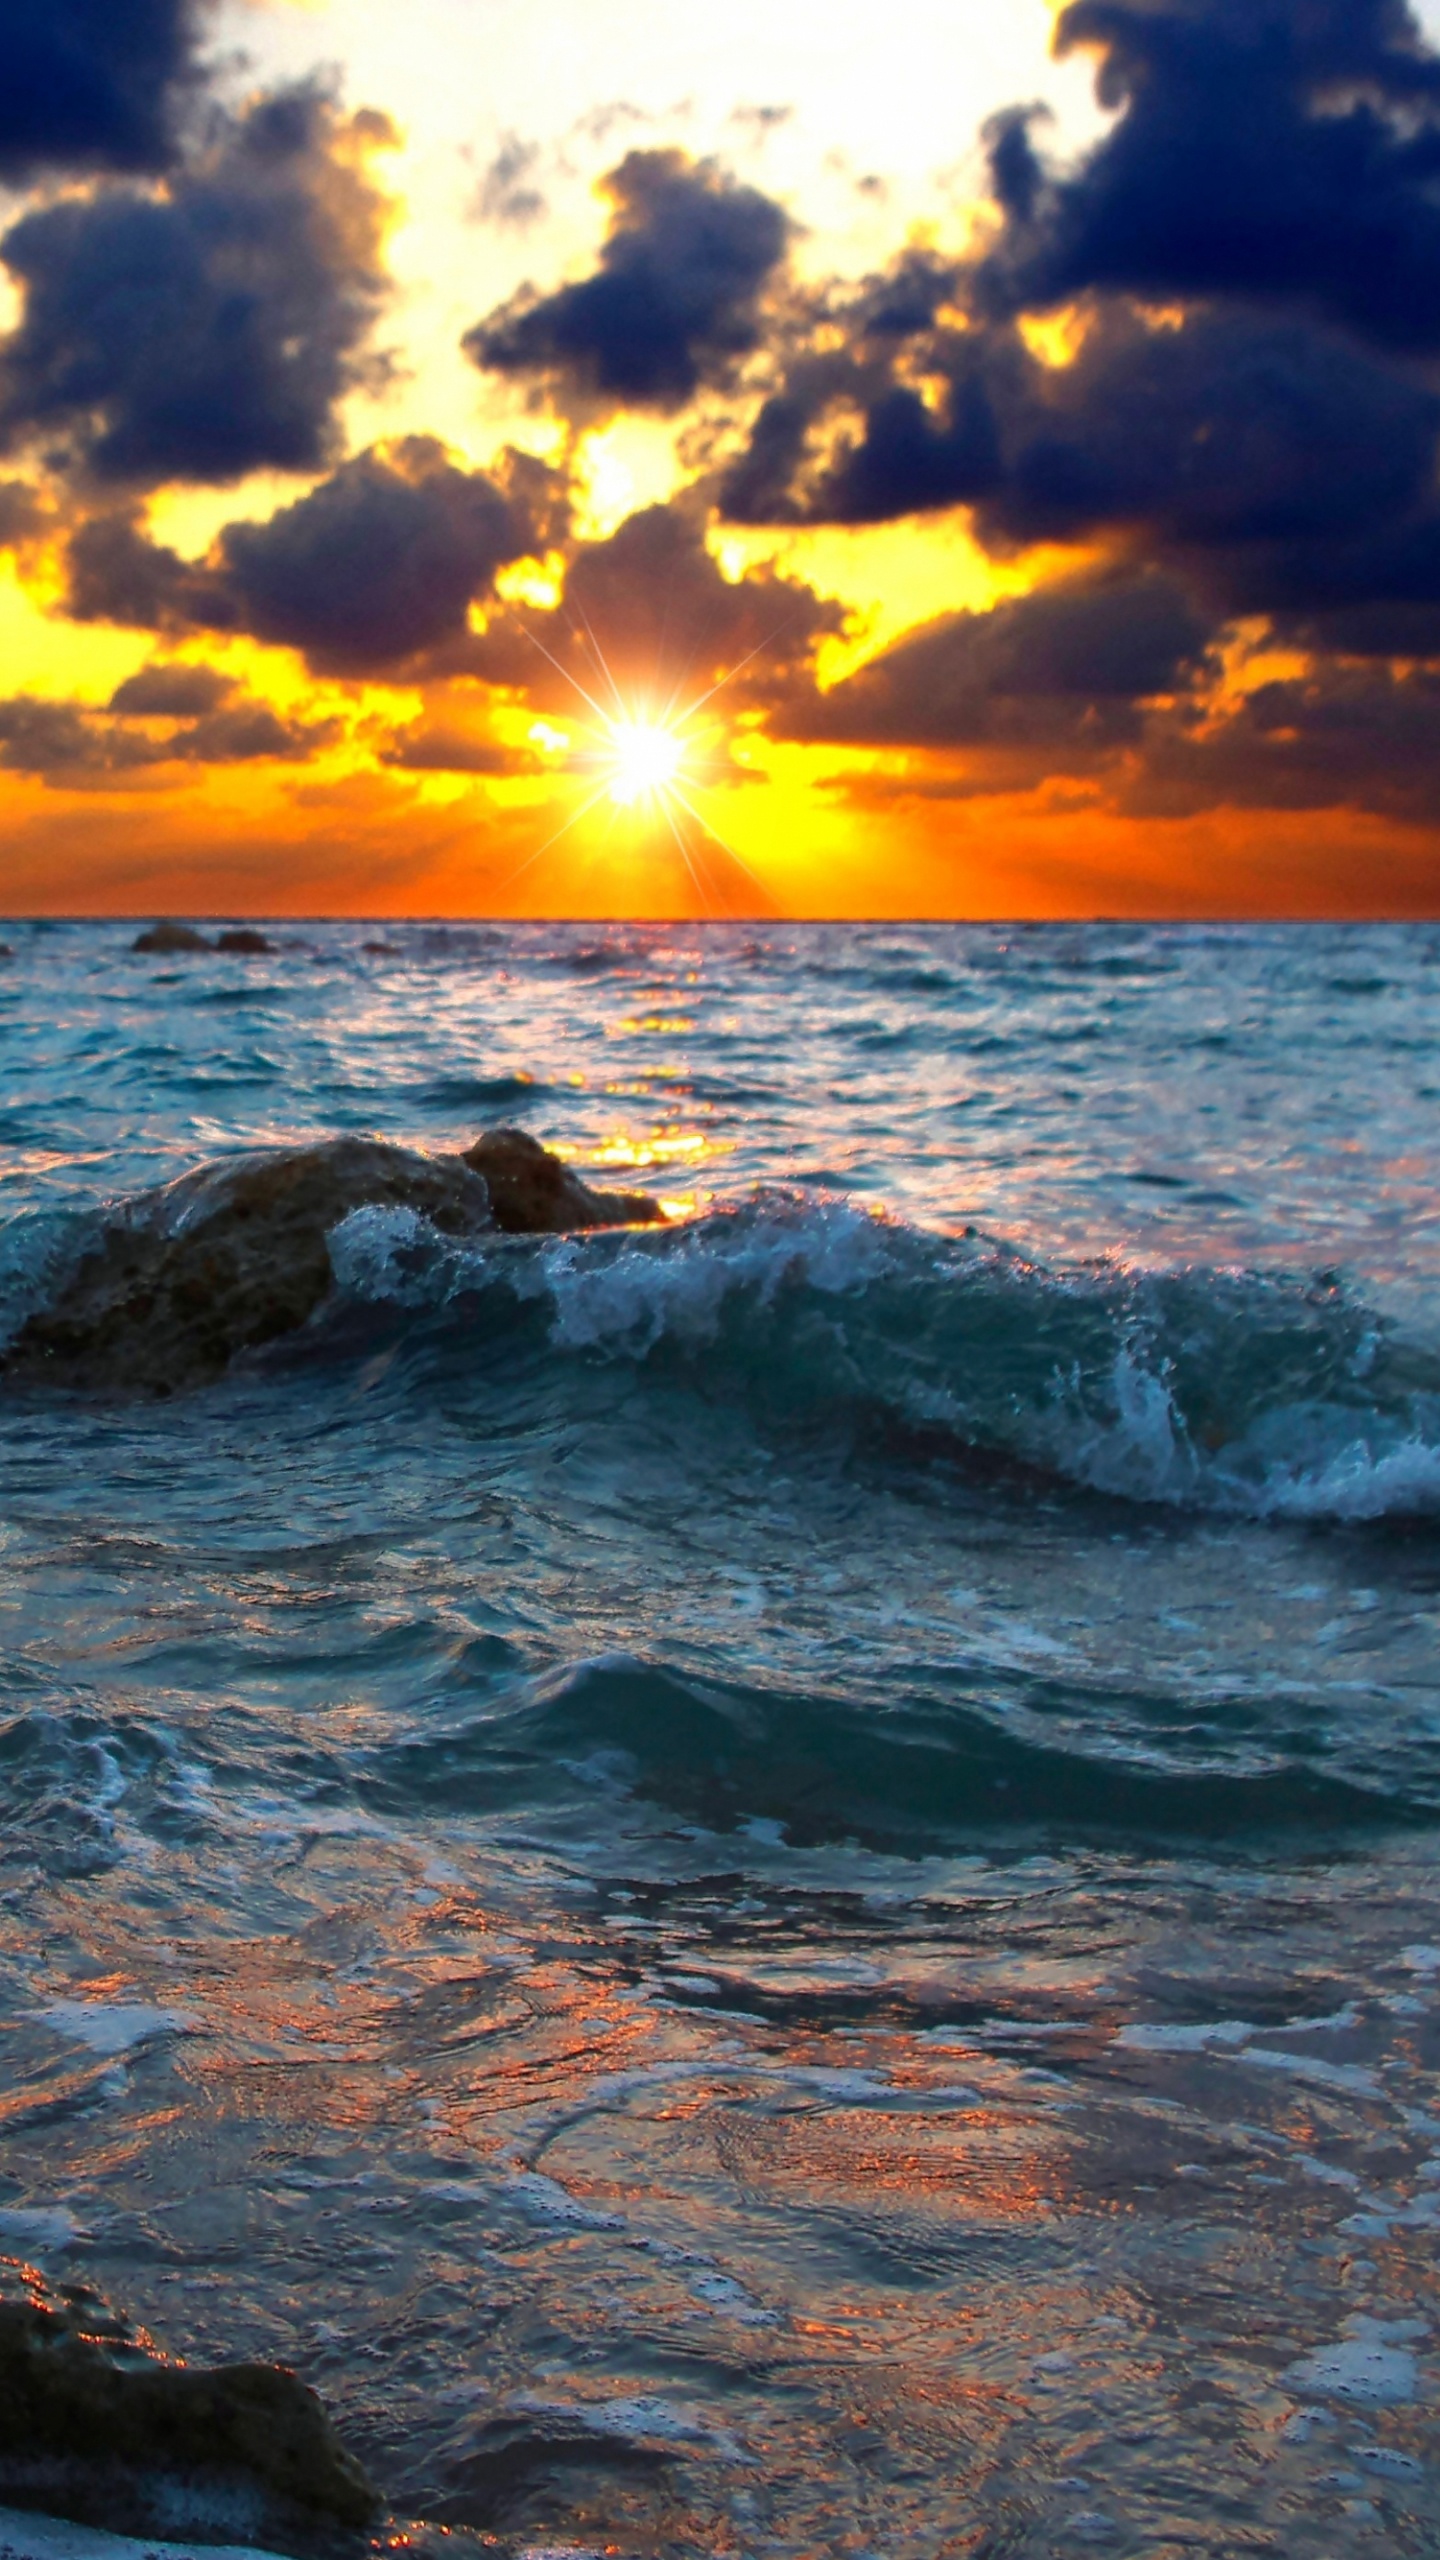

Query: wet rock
left=215, top=928, right=274, bottom=955
left=0, top=942, right=13, bottom=960
left=0, top=2261, right=378, bottom=2541
left=463, top=1125, right=665, bottom=1233
left=1, top=1138, right=494, bottom=1397
left=0, top=1129, right=662, bottom=1396
left=132, top=922, right=212, bottom=955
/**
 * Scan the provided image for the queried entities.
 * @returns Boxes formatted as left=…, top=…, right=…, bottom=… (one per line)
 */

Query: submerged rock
left=215, top=928, right=274, bottom=955
left=463, top=1125, right=665, bottom=1233
left=0, top=2262, right=377, bottom=2541
left=132, top=922, right=212, bottom=955
left=1, top=1129, right=662, bottom=1396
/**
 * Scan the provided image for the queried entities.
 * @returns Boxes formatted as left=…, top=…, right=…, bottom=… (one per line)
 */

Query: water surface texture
left=3, top=919, right=1440, bottom=2559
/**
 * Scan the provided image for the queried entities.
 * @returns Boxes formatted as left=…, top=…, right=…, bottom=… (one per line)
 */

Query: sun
left=605, top=717, right=687, bottom=807
left=503, top=606, right=779, bottom=910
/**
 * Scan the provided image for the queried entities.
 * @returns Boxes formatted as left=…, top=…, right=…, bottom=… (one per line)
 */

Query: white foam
left=327, top=1203, right=474, bottom=1306
left=1286, top=2317, right=1426, bottom=2405
left=507, top=2172, right=624, bottom=2231
left=512, top=2391, right=746, bottom=2460
left=1240, top=2048, right=1380, bottom=2096
left=0, top=2206, right=86, bottom=2249
left=0, top=2509, right=283, bottom=2560
left=540, top=1200, right=894, bottom=1356
left=1116, top=2020, right=1255, bottom=2052
left=31, top=2002, right=196, bottom=2056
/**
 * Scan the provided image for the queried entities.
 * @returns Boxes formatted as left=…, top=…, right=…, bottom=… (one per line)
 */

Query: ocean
left=1, top=917, right=1439, bottom=2559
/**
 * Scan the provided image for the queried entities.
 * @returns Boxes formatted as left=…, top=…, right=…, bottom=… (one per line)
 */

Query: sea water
left=1, top=918, right=1439, bottom=2558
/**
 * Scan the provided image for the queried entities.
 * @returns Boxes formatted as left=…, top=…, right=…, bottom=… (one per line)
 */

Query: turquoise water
left=2, top=920, right=1440, bottom=2556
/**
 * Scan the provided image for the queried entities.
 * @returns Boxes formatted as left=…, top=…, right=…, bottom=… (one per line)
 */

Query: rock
left=0, top=1129, right=662, bottom=1396
left=462, top=1125, right=665, bottom=1234
left=0, top=2261, right=378, bottom=2540
left=0, top=942, right=13, bottom=960
left=215, top=928, right=273, bottom=955
left=362, top=940, right=401, bottom=956
left=131, top=922, right=212, bottom=955
left=1, top=1138, right=494, bottom=1397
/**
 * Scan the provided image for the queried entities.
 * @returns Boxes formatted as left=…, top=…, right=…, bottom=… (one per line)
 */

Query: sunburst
left=503, top=602, right=788, bottom=913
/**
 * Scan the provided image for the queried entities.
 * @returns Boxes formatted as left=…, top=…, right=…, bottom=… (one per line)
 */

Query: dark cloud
left=982, top=0, right=1440, bottom=355
left=722, top=289, right=1440, bottom=569
left=0, top=85, right=392, bottom=487
left=714, top=0, right=1440, bottom=680
left=466, top=148, right=790, bottom=410
left=0, top=698, right=157, bottom=779
left=108, top=660, right=233, bottom=717
left=471, top=133, right=547, bottom=229
left=0, top=0, right=204, bottom=183
left=0, top=477, right=44, bottom=547
left=381, top=724, right=535, bottom=774
left=465, top=499, right=840, bottom=713
left=776, top=567, right=1213, bottom=756
left=1131, top=661, right=1440, bottom=820
left=213, top=437, right=525, bottom=673
left=0, top=685, right=333, bottom=782
left=63, top=439, right=533, bottom=676
left=63, top=508, right=210, bottom=629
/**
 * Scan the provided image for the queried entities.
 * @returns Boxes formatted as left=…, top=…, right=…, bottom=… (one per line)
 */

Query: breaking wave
left=5, top=1155, right=1440, bottom=1524
left=323, top=1189, right=1440, bottom=1523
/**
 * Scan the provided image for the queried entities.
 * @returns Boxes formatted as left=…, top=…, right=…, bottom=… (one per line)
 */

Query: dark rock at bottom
left=0, top=2262, right=378, bottom=2554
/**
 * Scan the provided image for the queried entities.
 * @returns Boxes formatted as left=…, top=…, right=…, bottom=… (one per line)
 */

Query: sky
left=2, top=0, right=1440, bottom=917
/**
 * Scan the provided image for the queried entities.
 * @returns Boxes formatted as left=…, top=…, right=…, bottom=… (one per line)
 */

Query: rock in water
left=215, top=929, right=274, bottom=954
left=463, top=1125, right=665, bottom=1232
left=0, top=2262, right=378, bottom=2540
left=132, top=922, right=212, bottom=954
left=1, top=1138, right=494, bottom=1396
left=1, top=1130, right=662, bottom=1396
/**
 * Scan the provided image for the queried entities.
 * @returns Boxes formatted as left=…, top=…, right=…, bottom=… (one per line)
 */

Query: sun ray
left=497, top=586, right=799, bottom=911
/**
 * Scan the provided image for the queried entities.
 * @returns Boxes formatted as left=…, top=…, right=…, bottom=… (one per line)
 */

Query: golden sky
left=2, top=0, right=1440, bottom=916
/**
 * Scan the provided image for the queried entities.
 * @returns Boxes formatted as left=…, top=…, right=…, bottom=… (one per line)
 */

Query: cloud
left=0, top=0, right=206, bottom=183
left=777, top=566, right=1214, bottom=757
left=463, top=498, right=841, bottom=712
left=108, top=660, right=233, bottom=716
left=721, top=282, right=1440, bottom=591
left=465, top=148, right=790, bottom=411
left=0, top=84, right=393, bottom=487
left=982, top=0, right=1440, bottom=356
left=63, top=438, right=534, bottom=676
left=0, top=683, right=335, bottom=782
left=0, top=476, right=45, bottom=548
left=713, top=0, right=1440, bottom=681
left=381, top=724, right=536, bottom=773
left=471, top=133, right=548, bottom=229
left=1131, top=660, right=1440, bottom=820
left=213, top=437, right=526, bottom=672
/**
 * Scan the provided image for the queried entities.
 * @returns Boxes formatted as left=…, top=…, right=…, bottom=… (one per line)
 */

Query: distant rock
left=215, top=928, right=273, bottom=955
left=1, top=1128, right=663, bottom=1395
left=463, top=1125, right=665, bottom=1233
left=362, top=939, right=401, bottom=956
left=0, top=2260, right=378, bottom=2540
left=131, top=922, right=211, bottom=955
left=0, top=943, right=12, bottom=960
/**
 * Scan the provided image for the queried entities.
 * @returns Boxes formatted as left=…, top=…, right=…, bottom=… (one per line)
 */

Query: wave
left=328, top=1191, right=1440, bottom=1525
left=3, top=1144, right=1439, bottom=1523
left=358, top=1654, right=1426, bottom=1845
